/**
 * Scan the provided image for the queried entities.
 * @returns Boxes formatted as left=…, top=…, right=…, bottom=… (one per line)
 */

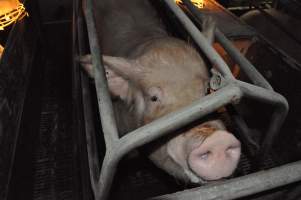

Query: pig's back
left=94, top=0, right=167, bottom=57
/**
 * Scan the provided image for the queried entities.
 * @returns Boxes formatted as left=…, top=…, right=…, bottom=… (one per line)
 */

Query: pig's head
left=80, top=38, right=241, bottom=183
left=80, top=39, right=209, bottom=124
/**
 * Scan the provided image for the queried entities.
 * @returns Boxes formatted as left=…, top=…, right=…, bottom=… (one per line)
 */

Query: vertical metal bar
left=181, top=0, right=273, bottom=90
left=75, top=0, right=101, bottom=192
left=226, top=105, right=259, bottom=156
left=163, top=0, right=235, bottom=79
left=95, top=153, right=119, bottom=200
left=84, top=0, right=119, bottom=147
left=151, top=160, right=301, bottom=200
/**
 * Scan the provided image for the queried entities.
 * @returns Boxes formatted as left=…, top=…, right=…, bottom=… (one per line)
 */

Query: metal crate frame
left=80, top=0, right=293, bottom=199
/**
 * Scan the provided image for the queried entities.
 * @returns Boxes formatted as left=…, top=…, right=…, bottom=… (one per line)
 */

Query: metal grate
left=33, top=60, right=74, bottom=200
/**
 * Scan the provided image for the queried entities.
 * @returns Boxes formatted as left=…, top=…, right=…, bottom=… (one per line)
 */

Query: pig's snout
left=188, top=130, right=241, bottom=181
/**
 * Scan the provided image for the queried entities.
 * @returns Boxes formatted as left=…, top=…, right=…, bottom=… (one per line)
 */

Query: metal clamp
left=209, top=68, right=228, bottom=91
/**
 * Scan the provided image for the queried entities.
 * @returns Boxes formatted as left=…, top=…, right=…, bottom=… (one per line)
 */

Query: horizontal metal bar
left=182, top=0, right=273, bottom=90
left=151, top=160, right=301, bottom=200
left=84, top=0, right=119, bottom=148
left=163, top=0, right=234, bottom=79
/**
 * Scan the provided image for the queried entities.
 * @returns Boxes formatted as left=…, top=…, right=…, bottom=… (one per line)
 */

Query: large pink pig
left=80, top=0, right=241, bottom=183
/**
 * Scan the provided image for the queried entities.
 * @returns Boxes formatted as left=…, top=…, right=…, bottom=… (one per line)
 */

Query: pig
left=240, top=8, right=301, bottom=64
left=80, top=0, right=241, bottom=183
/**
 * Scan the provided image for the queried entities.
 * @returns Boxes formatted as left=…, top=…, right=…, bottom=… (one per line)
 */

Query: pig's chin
left=183, top=168, right=207, bottom=184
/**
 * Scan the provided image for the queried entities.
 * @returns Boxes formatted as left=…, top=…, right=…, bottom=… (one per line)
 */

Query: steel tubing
left=84, top=0, right=119, bottom=148
left=151, top=160, right=301, bottom=200
left=163, top=0, right=235, bottom=79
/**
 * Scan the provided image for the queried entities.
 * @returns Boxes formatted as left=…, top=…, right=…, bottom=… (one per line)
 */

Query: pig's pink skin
left=81, top=0, right=241, bottom=183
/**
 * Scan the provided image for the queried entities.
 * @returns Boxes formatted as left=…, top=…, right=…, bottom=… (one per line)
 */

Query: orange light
left=175, top=0, right=204, bottom=9
left=0, top=0, right=28, bottom=30
left=0, top=44, right=4, bottom=59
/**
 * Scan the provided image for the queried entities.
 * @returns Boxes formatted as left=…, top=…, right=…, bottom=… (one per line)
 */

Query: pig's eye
left=147, top=87, right=162, bottom=103
left=150, top=95, right=158, bottom=102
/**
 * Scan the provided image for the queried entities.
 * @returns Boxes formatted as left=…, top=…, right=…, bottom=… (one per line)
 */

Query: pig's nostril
left=199, top=151, right=210, bottom=160
left=225, top=146, right=241, bottom=158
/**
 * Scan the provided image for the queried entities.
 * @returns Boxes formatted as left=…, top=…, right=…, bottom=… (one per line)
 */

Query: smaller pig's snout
left=188, top=130, right=241, bottom=181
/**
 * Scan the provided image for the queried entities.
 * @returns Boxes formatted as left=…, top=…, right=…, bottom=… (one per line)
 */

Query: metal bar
left=236, top=80, right=289, bottom=160
left=95, top=153, right=119, bottom=200
left=215, top=29, right=273, bottom=89
left=76, top=0, right=101, bottom=192
left=181, top=0, right=273, bottom=90
left=96, top=84, right=243, bottom=200
left=84, top=0, right=119, bottom=147
left=236, top=80, right=288, bottom=109
left=163, top=0, right=235, bottom=79
left=151, top=160, right=301, bottom=200
left=226, top=105, right=259, bottom=156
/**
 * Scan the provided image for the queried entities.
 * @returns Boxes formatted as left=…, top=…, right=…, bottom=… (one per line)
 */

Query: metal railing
left=81, top=0, right=290, bottom=199
left=151, top=160, right=301, bottom=200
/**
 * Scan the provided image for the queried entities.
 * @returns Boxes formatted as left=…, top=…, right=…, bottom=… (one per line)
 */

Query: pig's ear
left=202, top=16, right=216, bottom=45
left=103, top=55, right=144, bottom=100
left=79, top=54, right=142, bottom=100
left=102, top=55, right=143, bottom=79
left=79, top=54, right=95, bottom=78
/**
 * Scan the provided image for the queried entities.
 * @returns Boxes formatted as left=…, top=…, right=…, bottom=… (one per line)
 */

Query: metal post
left=84, top=0, right=119, bottom=149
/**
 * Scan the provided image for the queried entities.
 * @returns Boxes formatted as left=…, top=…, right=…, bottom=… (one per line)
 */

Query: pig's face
left=132, top=40, right=209, bottom=124
left=80, top=39, right=241, bottom=183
